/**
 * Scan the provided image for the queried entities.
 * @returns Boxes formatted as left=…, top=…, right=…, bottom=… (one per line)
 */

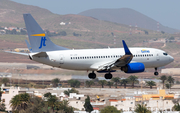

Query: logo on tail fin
left=31, top=33, right=45, bottom=37
left=30, top=33, right=47, bottom=49
left=39, top=37, right=47, bottom=49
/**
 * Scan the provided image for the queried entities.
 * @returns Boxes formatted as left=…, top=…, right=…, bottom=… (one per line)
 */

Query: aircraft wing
left=5, top=51, right=29, bottom=56
left=97, top=40, right=133, bottom=71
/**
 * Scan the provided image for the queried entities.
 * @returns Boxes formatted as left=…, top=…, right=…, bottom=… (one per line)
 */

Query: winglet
left=122, top=40, right=132, bottom=55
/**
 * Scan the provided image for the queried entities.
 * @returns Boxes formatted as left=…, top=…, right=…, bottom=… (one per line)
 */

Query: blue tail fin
left=23, top=14, right=68, bottom=52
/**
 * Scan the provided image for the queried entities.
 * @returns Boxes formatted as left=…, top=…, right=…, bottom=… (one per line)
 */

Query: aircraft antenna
left=129, top=24, right=132, bottom=35
left=157, top=22, right=159, bottom=32
left=135, top=24, right=138, bottom=33
left=114, top=35, right=116, bottom=46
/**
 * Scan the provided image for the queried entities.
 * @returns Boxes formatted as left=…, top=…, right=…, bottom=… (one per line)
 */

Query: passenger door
left=60, top=54, right=64, bottom=64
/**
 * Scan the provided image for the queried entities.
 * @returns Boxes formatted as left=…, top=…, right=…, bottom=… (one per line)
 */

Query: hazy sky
left=11, top=0, right=180, bottom=30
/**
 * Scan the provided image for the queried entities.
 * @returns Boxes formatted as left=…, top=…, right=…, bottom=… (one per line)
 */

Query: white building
left=0, top=30, right=6, bottom=34
left=60, top=22, right=66, bottom=25
left=110, top=98, right=135, bottom=111
left=69, top=100, right=85, bottom=111
left=1, top=87, right=20, bottom=111
left=69, top=93, right=84, bottom=99
left=147, top=99, right=174, bottom=111
left=68, top=93, right=85, bottom=110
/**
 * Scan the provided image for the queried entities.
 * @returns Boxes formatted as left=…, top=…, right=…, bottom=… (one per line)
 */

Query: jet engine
left=121, top=62, right=145, bottom=73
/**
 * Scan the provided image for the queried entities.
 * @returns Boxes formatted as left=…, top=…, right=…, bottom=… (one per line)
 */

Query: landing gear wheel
left=154, top=72, right=158, bottom=76
left=154, top=67, right=158, bottom=76
left=88, top=73, right=96, bottom=79
left=92, top=73, right=96, bottom=79
left=104, top=73, right=112, bottom=79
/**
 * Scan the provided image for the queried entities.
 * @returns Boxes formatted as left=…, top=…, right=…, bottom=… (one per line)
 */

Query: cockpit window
left=163, top=53, right=168, bottom=56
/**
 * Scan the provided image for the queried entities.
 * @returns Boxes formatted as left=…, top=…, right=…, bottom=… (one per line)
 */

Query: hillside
left=79, top=8, right=179, bottom=33
left=0, top=0, right=172, bottom=49
left=1, top=0, right=180, bottom=69
left=0, top=0, right=54, bottom=25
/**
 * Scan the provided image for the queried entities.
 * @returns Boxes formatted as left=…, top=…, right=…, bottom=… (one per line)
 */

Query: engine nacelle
left=121, top=62, right=145, bottom=73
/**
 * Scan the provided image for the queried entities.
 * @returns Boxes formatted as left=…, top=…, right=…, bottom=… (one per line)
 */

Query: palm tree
left=165, top=83, right=171, bottom=89
left=68, top=79, right=81, bottom=88
left=107, top=81, right=113, bottom=88
left=0, top=103, right=6, bottom=111
left=173, top=103, right=180, bottom=111
left=51, top=78, right=60, bottom=87
left=57, top=100, right=74, bottom=113
left=146, top=81, right=156, bottom=89
left=25, top=96, right=49, bottom=113
left=160, top=75, right=167, bottom=89
left=1, top=78, right=9, bottom=86
left=43, top=92, right=59, bottom=112
left=128, top=75, right=138, bottom=88
left=167, top=76, right=174, bottom=89
left=47, top=95, right=58, bottom=112
left=111, top=77, right=120, bottom=88
left=64, top=88, right=79, bottom=96
left=98, top=80, right=107, bottom=88
left=135, top=104, right=151, bottom=113
left=121, top=79, right=128, bottom=88
left=85, top=80, right=94, bottom=88
left=44, top=92, right=52, bottom=98
left=10, top=93, right=30, bottom=112
left=100, top=106, right=121, bottom=113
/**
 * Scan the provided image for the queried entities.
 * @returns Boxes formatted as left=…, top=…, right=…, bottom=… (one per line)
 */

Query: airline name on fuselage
left=141, top=49, right=150, bottom=53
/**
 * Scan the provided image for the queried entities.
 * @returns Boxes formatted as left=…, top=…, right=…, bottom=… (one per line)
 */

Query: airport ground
left=0, top=62, right=180, bottom=91
left=0, top=61, right=180, bottom=81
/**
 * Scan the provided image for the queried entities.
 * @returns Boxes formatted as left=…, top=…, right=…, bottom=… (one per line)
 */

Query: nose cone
left=169, top=55, right=174, bottom=62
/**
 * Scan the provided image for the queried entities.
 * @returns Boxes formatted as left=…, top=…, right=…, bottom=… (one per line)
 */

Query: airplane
left=6, top=14, right=174, bottom=79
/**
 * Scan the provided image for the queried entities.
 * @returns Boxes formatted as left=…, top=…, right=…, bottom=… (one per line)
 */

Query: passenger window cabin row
left=70, top=54, right=154, bottom=60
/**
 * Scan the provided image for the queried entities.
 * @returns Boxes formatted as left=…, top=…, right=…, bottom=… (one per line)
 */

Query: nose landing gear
left=154, top=67, right=159, bottom=76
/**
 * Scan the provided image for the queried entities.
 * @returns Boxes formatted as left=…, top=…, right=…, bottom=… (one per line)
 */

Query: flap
left=114, top=54, right=133, bottom=67
left=97, top=54, right=133, bottom=71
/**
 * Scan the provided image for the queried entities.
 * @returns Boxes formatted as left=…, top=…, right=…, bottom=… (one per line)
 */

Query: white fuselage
left=30, top=47, right=174, bottom=71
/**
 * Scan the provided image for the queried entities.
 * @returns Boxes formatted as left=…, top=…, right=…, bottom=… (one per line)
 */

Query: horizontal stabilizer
left=5, top=51, right=29, bottom=56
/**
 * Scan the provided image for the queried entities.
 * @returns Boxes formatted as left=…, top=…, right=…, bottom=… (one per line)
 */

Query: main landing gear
left=104, top=73, right=112, bottom=79
left=88, top=71, right=96, bottom=79
left=154, top=67, right=159, bottom=76
left=88, top=71, right=113, bottom=79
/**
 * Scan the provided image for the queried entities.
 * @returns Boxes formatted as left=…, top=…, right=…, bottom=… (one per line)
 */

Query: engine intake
left=121, top=62, right=145, bottom=73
